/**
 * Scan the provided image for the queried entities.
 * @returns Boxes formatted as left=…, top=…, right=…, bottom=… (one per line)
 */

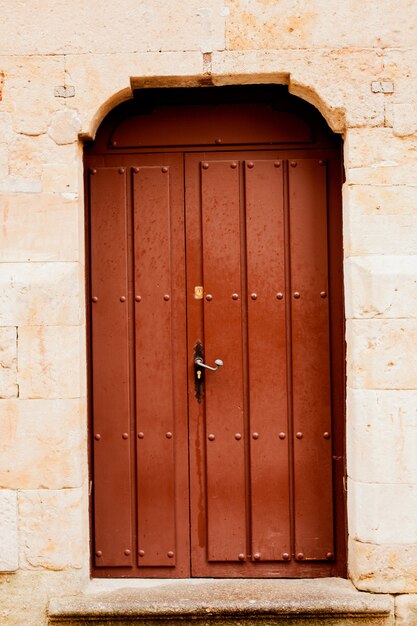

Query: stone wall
left=0, top=0, right=416, bottom=624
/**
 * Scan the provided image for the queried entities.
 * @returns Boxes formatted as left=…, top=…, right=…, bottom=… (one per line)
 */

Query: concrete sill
left=48, top=578, right=393, bottom=625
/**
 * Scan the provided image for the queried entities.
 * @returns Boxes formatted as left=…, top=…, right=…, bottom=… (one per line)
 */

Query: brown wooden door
left=89, top=154, right=190, bottom=577
left=87, top=95, right=345, bottom=579
left=186, top=152, right=335, bottom=577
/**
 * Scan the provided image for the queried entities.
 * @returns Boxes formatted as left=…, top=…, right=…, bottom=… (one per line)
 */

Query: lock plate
left=193, top=340, right=205, bottom=402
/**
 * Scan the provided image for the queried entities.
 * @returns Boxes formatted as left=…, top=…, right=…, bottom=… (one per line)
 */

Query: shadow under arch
left=84, top=83, right=342, bottom=151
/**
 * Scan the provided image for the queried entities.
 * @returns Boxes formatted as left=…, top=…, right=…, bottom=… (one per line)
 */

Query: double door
left=89, top=149, right=342, bottom=578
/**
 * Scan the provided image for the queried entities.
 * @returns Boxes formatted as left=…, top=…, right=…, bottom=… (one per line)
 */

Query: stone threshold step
left=48, top=578, right=394, bottom=626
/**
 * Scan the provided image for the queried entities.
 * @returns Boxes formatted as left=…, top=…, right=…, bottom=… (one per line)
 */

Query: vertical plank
left=245, top=160, right=291, bottom=561
left=133, top=166, right=176, bottom=567
left=289, top=158, right=334, bottom=560
left=90, top=167, right=132, bottom=567
left=201, top=160, right=246, bottom=562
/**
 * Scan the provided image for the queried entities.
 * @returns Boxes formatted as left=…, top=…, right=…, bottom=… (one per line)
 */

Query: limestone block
left=0, top=56, right=65, bottom=136
left=18, top=488, right=85, bottom=570
left=41, top=163, right=79, bottom=194
left=65, top=52, right=203, bottom=137
left=0, top=0, right=225, bottom=55
left=345, top=128, right=408, bottom=167
left=0, top=112, right=14, bottom=142
left=384, top=49, right=417, bottom=110
left=0, top=142, right=8, bottom=178
left=348, top=479, right=417, bottom=544
left=0, top=263, right=81, bottom=326
left=0, top=193, right=79, bottom=262
left=48, top=110, right=82, bottom=145
left=344, top=256, right=417, bottom=319
left=343, top=184, right=417, bottom=256
left=0, top=176, right=42, bottom=193
left=211, top=49, right=385, bottom=130
left=347, top=319, right=417, bottom=389
left=0, top=490, right=18, bottom=571
left=0, top=327, right=17, bottom=399
left=347, top=389, right=417, bottom=484
left=393, top=103, right=417, bottom=137
left=18, top=325, right=83, bottom=399
left=396, top=595, right=417, bottom=626
left=0, top=571, right=86, bottom=626
left=224, top=0, right=417, bottom=49
left=8, top=134, right=78, bottom=179
left=345, top=128, right=417, bottom=185
left=0, top=399, right=86, bottom=490
left=349, top=537, right=417, bottom=593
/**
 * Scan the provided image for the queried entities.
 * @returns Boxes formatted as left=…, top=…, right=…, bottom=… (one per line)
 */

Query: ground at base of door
left=48, top=578, right=393, bottom=625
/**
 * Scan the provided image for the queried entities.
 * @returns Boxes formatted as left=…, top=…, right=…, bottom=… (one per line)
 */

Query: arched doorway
left=85, top=85, right=346, bottom=579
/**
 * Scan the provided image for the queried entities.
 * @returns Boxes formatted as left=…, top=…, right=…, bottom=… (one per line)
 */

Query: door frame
left=84, top=85, right=347, bottom=579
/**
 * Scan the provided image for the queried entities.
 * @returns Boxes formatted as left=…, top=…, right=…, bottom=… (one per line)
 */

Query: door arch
left=85, top=85, right=346, bottom=579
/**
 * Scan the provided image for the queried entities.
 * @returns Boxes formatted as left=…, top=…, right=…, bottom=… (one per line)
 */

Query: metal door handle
left=194, top=357, right=223, bottom=371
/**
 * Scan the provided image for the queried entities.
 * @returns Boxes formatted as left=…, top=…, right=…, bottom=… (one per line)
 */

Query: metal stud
left=274, top=161, right=281, bottom=168
left=138, top=432, right=145, bottom=439
left=290, top=161, right=297, bottom=167
left=251, top=293, right=257, bottom=300
left=94, top=434, right=101, bottom=441
left=161, top=166, right=168, bottom=173
left=167, top=551, right=174, bottom=558
left=319, top=160, right=326, bottom=166
left=206, top=294, right=213, bottom=301
left=253, top=553, right=261, bottom=560
left=323, top=432, right=330, bottom=439
left=252, top=432, right=259, bottom=440
left=95, top=550, right=102, bottom=557
left=231, top=162, right=237, bottom=169
left=293, top=292, right=300, bottom=299
left=282, top=552, right=290, bottom=560
left=238, top=553, right=245, bottom=561
left=122, top=433, right=128, bottom=440
left=164, top=294, right=170, bottom=301
left=118, top=168, right=125, bottom=174
left=296, top=432, right=303, bottom=439
left=92, top=296, right=98, bottom=303
left=320, top=291, right=327, bottom=298
left=326, top=552, right=334, bottom=560
left=296, top=552, right=304, bottom=560
left=202, top=162, right=209, bottom=169
left=215, top=138, right=222, bottom=144
left=232, top=293, right=239, bottom=300
left=120, top=296, right=126, bottom=302
left=90, top=168, right=97, bottom=175
left=112, top=140, right=117, bottom=147
left=166, top=432, right=173, bottom=439
left=138, top=549, right=145, bottom=557
left=135, top=295, right=141, bottom=302
left=235, top=433, right=242, bottom=440
left=276, top=292, right=283, bottom=300
left=208, top=434, right=215, bottom=441
left=133, top=167, right=139, bottom=174
left=124, top=549, right=131, bottom=556
left=247, top=161, right=254, bottom=169
left=279, top=432, right=286, bottom=440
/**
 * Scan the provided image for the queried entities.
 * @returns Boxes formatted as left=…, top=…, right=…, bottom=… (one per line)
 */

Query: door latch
left=194, top=357, right=224, bottom=371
